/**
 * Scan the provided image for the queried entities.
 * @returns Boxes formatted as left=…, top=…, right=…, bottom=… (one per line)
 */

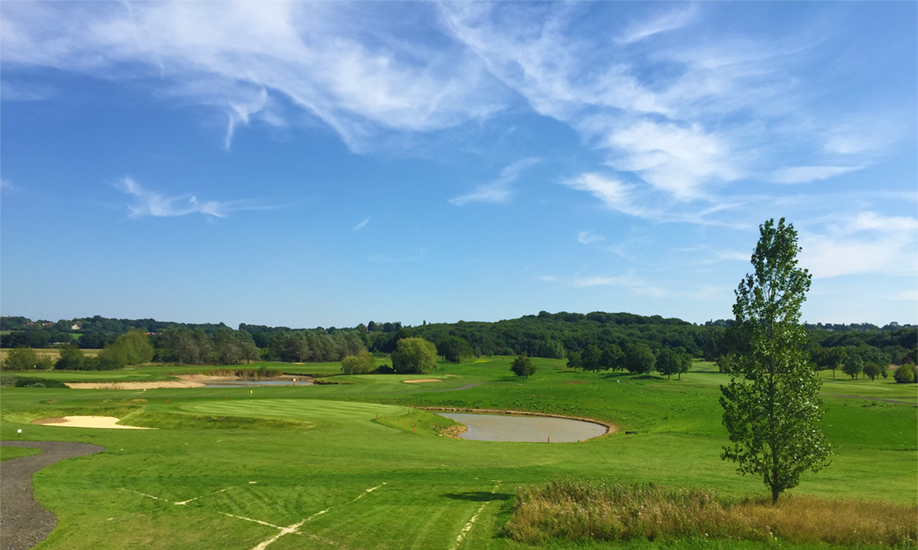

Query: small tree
left=55, top=344, right=86, bottom=370
left=656, top=349, right=690, bottom=380
left=624, top=343, right=655, bottom=375
left=341, top=350, right=376, bottom=374
left=437, top=336, right=472, bottom=363
left=566, top=351, right=582, bottom=371
left=863, top=362, right=886, bottom=381
left=894, top=363, right=916, bottom=384
left=720, top=218, right=832, bottom=504
left=600, top=345, right=624, bottom=371
left=3, top=347, right=40, bottom=370
left=391, top=337, right=437, bottom=374
left=511, top=355, right=536, bottom=379
left=581, top=345, right=602, bottom=372
left=843, top=353, right=863, bottom=379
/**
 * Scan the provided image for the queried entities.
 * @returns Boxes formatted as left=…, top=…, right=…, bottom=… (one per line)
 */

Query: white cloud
left=119, top=177, right=261, bottom=219
left=577, top=231, right=604, bottom=245
left=562, top=174, right=640, bottom=216
left=615, top=5, right=699, bottom=45
left=602, top=120, right=737, bottom=199
left=799, top=212, right=918, bottom=278
left=352, top=217, right=370, bottom=231
left=0, top=179, right=14, bottom=191
left=449, top=158, right=539, bottom=206
left=572, top=274, right=668, bottom=298
left=770, top=165, right=866, bottom=184
left=1, top=2, right=504, bottom=151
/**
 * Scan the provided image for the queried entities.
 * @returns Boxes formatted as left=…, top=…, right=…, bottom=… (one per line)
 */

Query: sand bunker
left=32, top=416, right=151, bottom=429
left=65, top=374, right=313, bottom=390
left=66, top=380, right=206, bottom=390
left=402, top=379, right=443, bottom=384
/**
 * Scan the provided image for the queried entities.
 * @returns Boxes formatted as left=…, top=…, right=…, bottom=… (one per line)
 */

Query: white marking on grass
left=175, top=486, right=235, bottom=505
left=450, top=482, right=502, bottom=550
left=221, top=513, right=284, bottom=529
left=351, top=482, right=387, bottom=502
left=249, top=519, right=307, bottom=550
left=120, top=488, right=166, bottom=502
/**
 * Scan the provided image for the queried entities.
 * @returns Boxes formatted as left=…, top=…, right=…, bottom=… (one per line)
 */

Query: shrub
left=342, top=350, right=376, bottom=374
left=3, top=347, right=40, bottom=370
left=894, top=363, right=916, bottom=384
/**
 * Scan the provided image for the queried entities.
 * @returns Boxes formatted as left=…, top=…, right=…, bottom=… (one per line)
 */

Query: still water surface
left=438, top=412, right=607, bottom=443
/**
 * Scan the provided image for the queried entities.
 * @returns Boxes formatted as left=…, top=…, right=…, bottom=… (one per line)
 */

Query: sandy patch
left=32, top=416, right=151, bottom=429
left=402, top=379, right=443, bottom=384
left=66, top=380, right=206, bottom=390
left=65, top=374, right=313, bottom=390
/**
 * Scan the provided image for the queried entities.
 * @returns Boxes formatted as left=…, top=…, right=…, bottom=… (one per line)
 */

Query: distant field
left=0, top=347, right=102, bottom=363
left=1, top=357, right=914, bottom=549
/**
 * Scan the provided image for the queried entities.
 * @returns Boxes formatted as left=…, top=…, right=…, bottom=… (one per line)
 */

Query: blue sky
left=1, top=2, right=916, bottom=328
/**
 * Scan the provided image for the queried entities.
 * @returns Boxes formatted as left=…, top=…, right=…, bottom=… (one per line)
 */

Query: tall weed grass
left=199, top=367, right=282, bottom=379
left=505, top=478, right=916, bottom=547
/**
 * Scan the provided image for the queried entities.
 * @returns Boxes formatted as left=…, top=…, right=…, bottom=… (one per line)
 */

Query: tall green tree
left=566, top=351, right=582, bottom=371
left=656, top=348, right=690, bottom=380
left=391, top=337, right=437, bottom=374
left=720, top=218, right=832, bottom=504
left=624, top=343, right=655, bottom=375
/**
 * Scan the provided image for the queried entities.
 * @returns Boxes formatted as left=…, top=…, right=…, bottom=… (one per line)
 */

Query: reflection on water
left=438, top=412, right=606, bottom=443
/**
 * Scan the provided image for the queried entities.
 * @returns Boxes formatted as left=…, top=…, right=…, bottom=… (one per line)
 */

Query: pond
left=437, top=412, right=607, bottom=443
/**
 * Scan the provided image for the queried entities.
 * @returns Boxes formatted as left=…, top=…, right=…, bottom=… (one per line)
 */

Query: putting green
left=179, top=399, right=410, bottom=424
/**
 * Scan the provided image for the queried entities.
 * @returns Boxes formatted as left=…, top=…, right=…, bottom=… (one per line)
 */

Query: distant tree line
left=2, top=314, right=914, bottom=377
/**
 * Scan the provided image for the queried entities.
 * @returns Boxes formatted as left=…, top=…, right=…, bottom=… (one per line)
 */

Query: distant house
left=71, top=323, right=83, bottom=331
left=43, top=322, right=54, bottom=327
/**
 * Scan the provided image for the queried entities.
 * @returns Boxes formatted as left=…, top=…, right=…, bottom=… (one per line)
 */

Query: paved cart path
left=1, top=441, right=104, bottom=550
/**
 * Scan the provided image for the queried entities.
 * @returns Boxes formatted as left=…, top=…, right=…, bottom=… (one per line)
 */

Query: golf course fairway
left=1, top=356, right=915, bottom=549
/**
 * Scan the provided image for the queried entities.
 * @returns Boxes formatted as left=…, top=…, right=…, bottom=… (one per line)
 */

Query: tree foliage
left=511, top=354, right=536, bottom=378
left=3, top=347, right=43, bottom=370
left=437, top=336, right=472, bottom=363
left=624, top=343, right=655, bottom=375
left=341, top=350, right=377, bottom=375
left=893, top=363, right=915, bottom=384
left=720, top=218, right=832, bottom=504
left=656, top=348, right=691, bottom=380
left=391, top=337, right=437, bottom=374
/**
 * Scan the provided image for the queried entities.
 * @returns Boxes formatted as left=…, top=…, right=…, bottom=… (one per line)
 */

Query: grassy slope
left=0, top=357, right=914, bottom=550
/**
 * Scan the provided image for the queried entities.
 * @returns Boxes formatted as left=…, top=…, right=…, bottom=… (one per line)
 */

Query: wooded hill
left=2, top=312, right=915, bottom=367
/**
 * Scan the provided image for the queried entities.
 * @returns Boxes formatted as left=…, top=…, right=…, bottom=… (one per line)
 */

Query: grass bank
left=506, top=477, right=917, bottom=547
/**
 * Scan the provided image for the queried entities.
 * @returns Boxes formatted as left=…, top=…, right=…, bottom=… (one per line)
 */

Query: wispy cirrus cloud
left=770, top=165, right=866, bottom=184
left=449, top=158, right=539, bottom=206
left=352, top=217, right=370, bottom=231
left=577, top=231, right=605, bottom=245
left=119, top=177, right=265, bottom=219
left=1, top=2, right=504, bottom=151
left=615, top=4, right=699, bottom=45
left=573, top=274, right=668, bottom=298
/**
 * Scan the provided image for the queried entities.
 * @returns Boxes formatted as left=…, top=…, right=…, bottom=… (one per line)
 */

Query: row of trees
left=3, top=313, right=913, bottom=372
left=565, top=343, right=691, bottom=380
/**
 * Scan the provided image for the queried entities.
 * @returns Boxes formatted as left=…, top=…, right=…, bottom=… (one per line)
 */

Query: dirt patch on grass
left=403, top=379, right=443, bottom=384
left=31, top=416, right=152, bottom=429
left=438, top=423, right=469, bottom=439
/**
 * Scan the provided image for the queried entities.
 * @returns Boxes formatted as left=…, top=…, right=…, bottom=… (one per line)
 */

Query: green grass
left=0, top=357, right=914, bottom=550
left=1, top=445, right=43, bottom=461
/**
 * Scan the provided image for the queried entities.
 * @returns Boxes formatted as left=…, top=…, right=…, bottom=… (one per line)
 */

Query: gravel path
left=1, top=441, right=104, bottom=550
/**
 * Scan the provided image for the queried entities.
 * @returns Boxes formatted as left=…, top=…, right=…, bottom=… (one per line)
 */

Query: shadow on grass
left=441, top=491, right=514, bottom=502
